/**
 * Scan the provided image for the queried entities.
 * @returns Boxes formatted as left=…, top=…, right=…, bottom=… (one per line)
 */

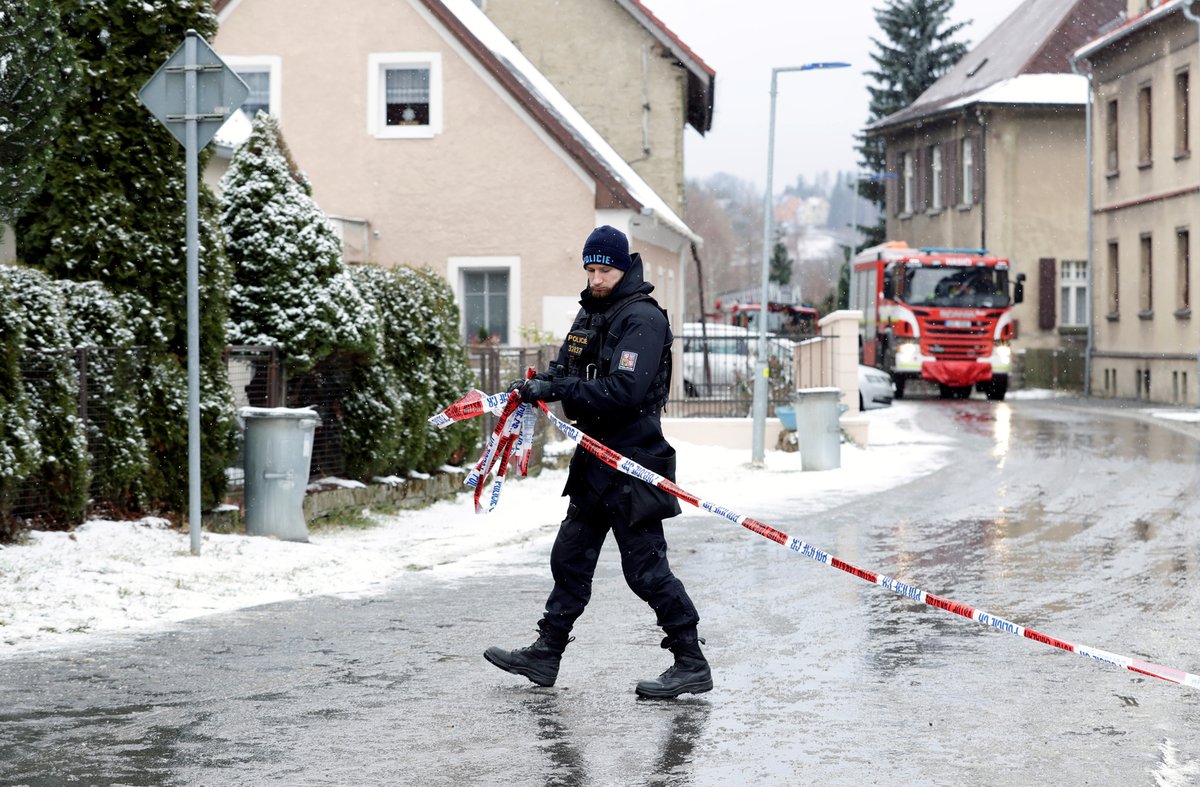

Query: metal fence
left=6, top=335, right=838, bottom=526
left=667, top=332, right=825, bottom=418
left=9, top=346, right=151, bottom=526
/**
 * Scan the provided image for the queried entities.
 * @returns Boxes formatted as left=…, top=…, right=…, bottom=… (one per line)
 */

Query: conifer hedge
left=0, top=266, right=89, bottom=526
left=15, top=0, right=236, bottom=513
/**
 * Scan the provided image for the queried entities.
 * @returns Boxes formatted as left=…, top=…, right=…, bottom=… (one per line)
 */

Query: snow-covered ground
left=3, top=390, right=1167, bottom=658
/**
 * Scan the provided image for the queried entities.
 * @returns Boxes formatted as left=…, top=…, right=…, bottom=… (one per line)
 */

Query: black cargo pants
left=540, top=490, right=699, bottom=639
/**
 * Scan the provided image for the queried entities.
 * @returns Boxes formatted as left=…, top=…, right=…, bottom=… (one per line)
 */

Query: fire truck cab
left=851, top=241, right=1025, bottom=400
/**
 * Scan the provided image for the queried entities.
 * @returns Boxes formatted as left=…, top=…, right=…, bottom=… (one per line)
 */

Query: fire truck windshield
left=902, top=266, right=1010, bottom=308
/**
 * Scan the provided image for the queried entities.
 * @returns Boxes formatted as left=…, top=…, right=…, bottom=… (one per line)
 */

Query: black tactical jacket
left=545, top=253, right=681, bottom=523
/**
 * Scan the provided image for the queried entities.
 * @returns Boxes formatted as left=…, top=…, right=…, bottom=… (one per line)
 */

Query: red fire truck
left=850, top=241, right=1025, bottom=400
left=716, top=300, right=820, bottom=339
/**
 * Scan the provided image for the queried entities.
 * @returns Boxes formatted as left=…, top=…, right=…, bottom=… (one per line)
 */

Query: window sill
left=373, top=126, right=438, bottom=140
left=1106, top=170, right=1120, bottom=180
left=956, top=204, right=973, bottom=212
left=1175, top=150, right=1191, bottom=162
left=925, top=208, right=944, bottom=217
left=897, top=212, right=913, bottom=220
left=1175, top=306, right=1192, bottom=320
left=1106, top=312, right=1120, bottom=322
left=1137, top=160, right=1153, bottom=170
left=1058, top=325, right=1087, bottom=336
left=1138, top=309, right=1154, bottom=320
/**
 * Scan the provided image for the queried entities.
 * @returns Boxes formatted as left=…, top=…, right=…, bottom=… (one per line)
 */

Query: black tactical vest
left=562, top=292, right=672, bottom=415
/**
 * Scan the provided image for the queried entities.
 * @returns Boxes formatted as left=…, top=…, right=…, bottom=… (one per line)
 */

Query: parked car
left=859, top=364, right=895, bottom=410
left=679, top=322, right=752, bottom=397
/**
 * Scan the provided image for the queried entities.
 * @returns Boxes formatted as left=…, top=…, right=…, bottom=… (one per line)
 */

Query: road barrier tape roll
left=429, top=387, right=1200, bottom=691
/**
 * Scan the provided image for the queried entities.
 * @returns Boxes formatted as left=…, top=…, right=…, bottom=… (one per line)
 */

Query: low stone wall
left=204, top=446, right=576, bottom=536
left=203, top=471, right=468, bottom=535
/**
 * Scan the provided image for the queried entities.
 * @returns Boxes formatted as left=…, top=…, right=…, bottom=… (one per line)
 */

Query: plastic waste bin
left=792, top=387, right=841, bottom=471
left=239, top=406, right=321, bottom=542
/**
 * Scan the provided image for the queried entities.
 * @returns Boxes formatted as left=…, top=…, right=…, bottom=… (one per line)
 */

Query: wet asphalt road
left=1, top=397, right=1199, bottom=786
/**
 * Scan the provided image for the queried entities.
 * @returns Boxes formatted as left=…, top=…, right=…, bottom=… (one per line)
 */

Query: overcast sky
left=638, top=0, right=1024, bottom=191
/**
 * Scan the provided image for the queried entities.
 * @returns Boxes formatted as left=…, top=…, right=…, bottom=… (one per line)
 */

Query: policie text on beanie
left=581, top=225, right=632, bottom=271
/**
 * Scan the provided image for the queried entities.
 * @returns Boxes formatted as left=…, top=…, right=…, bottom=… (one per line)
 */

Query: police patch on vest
left=618, top=350, right=638, bottom=372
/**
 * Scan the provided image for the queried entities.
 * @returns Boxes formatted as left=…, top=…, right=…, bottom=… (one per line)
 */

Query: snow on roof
left=433, top=0, right=698, bottom=244
left=869, top=0, right=1121, bottom=132
left=944, top=73, right=1089, bottom=109
left=1073, top=0, right=1186, bottom=62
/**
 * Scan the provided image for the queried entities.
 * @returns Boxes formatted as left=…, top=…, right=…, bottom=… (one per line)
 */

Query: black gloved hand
left=519, top=377, right=552, bottom=403
left=507, top=378, right=526, bottom=394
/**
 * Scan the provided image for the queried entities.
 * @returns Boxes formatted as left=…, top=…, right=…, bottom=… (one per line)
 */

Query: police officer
left=484, top=225, right=711, bottom=699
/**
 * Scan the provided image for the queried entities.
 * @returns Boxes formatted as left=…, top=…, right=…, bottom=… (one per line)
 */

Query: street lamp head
left=772, top=62, right=852, bottom=77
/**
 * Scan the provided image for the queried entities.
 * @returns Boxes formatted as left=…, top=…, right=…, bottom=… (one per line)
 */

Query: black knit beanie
left=581, top=225, right=632, bottom=271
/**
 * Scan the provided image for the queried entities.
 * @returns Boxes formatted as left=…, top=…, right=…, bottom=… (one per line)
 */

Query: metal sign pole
left=184, top=31, right=202, bottom=556
left=139, top=30, right=247, bottom=555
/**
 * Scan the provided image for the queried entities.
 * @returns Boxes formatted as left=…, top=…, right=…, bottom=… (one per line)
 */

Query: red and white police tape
left=429, top=386, right=1200, bottom=691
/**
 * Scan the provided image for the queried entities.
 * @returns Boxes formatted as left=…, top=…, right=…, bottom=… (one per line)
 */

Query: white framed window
left=448, top=257, right=521, bottom=345
left=1059, top=260, right=1088, bottom=326
left=902, top=151, right=914, bottom=214
left=930, top=145, right=943, bottom=211
left=224, top=55, right=282, bottom=122
left=368, top=52, right=443, bottom=139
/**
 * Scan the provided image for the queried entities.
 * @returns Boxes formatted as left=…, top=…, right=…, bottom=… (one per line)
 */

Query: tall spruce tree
left=15, top=0, right=237, bottom=512
left=856, top=0, right=968, bottom=248
left=0, top=0, right=75, bottom=230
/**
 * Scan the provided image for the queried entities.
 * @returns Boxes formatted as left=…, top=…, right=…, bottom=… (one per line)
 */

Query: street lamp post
left=752, top=62, right=850, bottom=466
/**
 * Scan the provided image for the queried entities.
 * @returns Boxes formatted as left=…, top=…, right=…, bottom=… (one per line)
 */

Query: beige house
left=865, top=0, right=1123, bottom=388
left=210, top=0, right=699, bottom=347
left=1074, top=0, right=1200, bottom=404
left=478, top=0, right=715, bottom=217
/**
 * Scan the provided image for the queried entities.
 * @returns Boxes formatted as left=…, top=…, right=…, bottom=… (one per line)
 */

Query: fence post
left=77, top=347, right=89, bottom=430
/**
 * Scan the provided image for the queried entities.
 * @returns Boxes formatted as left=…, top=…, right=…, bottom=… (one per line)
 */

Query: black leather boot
left=484, top=621, right=571, bottom=687
left=635, top=630, right=713, bottom=699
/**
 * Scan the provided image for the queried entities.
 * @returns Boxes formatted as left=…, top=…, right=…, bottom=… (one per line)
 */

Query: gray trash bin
left=793, top=387, right=841, bottom=471
left=239, top=406, right=321, bottom=542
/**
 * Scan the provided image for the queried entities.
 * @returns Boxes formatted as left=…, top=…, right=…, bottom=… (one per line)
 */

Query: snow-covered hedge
left=350, top=265, right=477, bottom=474
left=0, top=275, right=40, bottom=538
left=56, top=280, right=149, bottom=508
left=0, top=265, right=89, bottom=527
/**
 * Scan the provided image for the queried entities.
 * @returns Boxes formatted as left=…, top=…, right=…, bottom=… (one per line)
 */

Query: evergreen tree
left=769, top=231, right=793, bottom=286
left=221, top=113, right=378, bottom=374
left=14, top=0, right=236, bottom=512
left=856, top=0, right=968, bottom=248
left=0, top=0, right=75, bottom=229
